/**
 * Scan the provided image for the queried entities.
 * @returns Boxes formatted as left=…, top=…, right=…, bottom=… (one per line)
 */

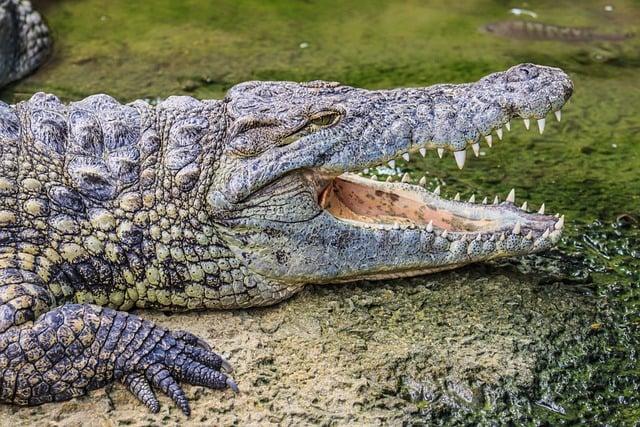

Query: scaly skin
left=0, top=63, right=573, bottom=414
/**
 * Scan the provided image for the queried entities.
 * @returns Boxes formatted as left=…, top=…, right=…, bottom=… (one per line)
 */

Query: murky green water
left=2, top=0, right=639, bottom=423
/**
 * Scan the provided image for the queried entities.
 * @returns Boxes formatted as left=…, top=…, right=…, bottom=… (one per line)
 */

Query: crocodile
left=0, top=63, right=572, bottom=415
left=0, top=0, right=50, bottom=89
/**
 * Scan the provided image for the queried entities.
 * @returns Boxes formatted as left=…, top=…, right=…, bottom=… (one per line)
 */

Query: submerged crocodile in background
left=483, top=20, right=634, bottom=43
left=0, top=0, right=50, bottom=89
left=0, top=63, right=572, bottom=415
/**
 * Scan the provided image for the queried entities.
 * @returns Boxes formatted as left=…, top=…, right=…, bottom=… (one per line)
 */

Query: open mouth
left=317, top=111, right=565, bottom=249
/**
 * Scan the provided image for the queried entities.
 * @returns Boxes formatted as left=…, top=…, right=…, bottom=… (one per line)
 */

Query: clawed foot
left=117, top=324, right=238, bottom=415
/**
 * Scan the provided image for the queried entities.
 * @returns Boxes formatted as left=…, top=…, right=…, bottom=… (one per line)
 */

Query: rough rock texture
left=0, top=265, right=593, bottom=425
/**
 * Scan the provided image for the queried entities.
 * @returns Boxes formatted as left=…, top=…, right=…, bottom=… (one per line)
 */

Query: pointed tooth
left=555, top=213, right=560, bottom=218
left=499, top=233, right=506, bottom=241
left=370, top=175, right=378, bottom=181
left=402, top=152, right=410, bottom=162
left=493, top=196, right=499, bottom=205
left=537, top=118, right=545, bottom=134
left=387, top=159, right=396, bottom=169
left=426, top=220, right=433, bottom=232
left=513, top=221, right=521, bottom=235
left=555, top=215, right=565, bottom=230
left=525, top=230, right=533, bottom=240
left=523, top=118, right=530, bottom=130
left=554, top=110, right=562, bottom=122
left=437, top=148, right=445, bottom=158
left=482, top=197, right=488, bottom=204
left=468, top=194, right=475, bottom=203
left=363, top=168, right=370, bottom=174
left=386, top=176, right=393, bottom=182
left=485, top=135, right=493, bottom=147
left=521, top=201, right=528, bottom=211
left=506, top=188, right=515, bottom=203
left=401, top=173, right=411, bottom=183
left=471, top=143, right=480, bottom=157
left=453, top=150, right=466, bottom=169
left=419, top=176, right=427, bottom=187
left=454, top=193, right=460, bottom=201
left=419, top=147, right=426, bottom=157
left=538, top=203, right=545, bottom=214
left=496, top=128, right=503, bottom=140
left=433, top=185, right=441, bottom=196
left=442, top=230, right=448, bottom=238
left=490, top=234, right=496, bottom=242
left=505, top=121, right=511, bottom=132
left=475, top=234, right=482, bottom=241
left=542, top=228, right=550, bottom=239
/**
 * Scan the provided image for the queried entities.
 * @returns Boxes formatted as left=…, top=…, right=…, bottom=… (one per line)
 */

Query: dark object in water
left=616, top=213, right=638, bottom=228
left=483, top=20, right=634, bottom=43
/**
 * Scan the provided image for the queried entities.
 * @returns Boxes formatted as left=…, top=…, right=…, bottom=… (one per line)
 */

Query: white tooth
left=499, top=233, right=506, bottom=241
left=475, top=234, right=482, bottom=241
left=493, top=196, right=499, bottom=204
left=525, top=230, right=533, bottom=240
left=437, top=148, right=445, bottom=158
left=555, top=215, right=565, bottom=230
left=513, top=221, right=521, bottom=235
left=371, top=175, right=378, bottom=181
left=482, top=197, right=488, bottom=204
left=537, top=118, right=545, bottom=134
left=402, top=152, right=410, bottom=162
left=401, top=173, right=411, bottom=183
left=433, top=185, right=441, bottom=196
left=468, top=194, right=475, bottom=203
left=523, top=118, right=530, bottom=130
left=453, top=150, right=466, bottom=169
left=426, top=220, right=433, bottom=232
left=555, top=213, right=560, bottom=218
left=554, top=110, right=562, bottom=122
left=471, top=143, right=480, bottom=157
left=419, top=147, right=426, bottom=157
left=496, top=128, right=503, bottom=140
left=490, top=235, right=496, bottom=241
left=442, top=230, right=448, bottom=238
left=521, top=201, right=528, bottom=211
left=485, top=135, right=493, bottom=147
left=542, top=228, right=550, bottom=238
left=388, top=159, right=396, bottom=169
left=506, top=188, right=515, bottom=203
left=363, top=168, right=370, bottom=174
left=386, top=176, right=393, bottom=182
left=419, top=176, right=427, bottom=186
left=538, top=203, right=545, bottom=214
left=454, top=193, right=460, bottom=201
left=505, top=121, right=511, bottom=131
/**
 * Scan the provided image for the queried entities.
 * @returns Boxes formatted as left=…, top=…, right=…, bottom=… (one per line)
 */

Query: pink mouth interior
left=319, top=176, right=498, bottom=232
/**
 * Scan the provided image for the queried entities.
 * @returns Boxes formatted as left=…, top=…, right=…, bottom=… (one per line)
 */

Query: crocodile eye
left=309, top=111, right=341, bottom=128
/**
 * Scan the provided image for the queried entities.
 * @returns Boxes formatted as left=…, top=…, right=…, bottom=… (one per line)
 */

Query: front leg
left=0, top=303, right=237, bottom=415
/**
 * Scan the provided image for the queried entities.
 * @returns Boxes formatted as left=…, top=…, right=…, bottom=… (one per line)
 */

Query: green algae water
left=2, top=0, right=639, bottom=424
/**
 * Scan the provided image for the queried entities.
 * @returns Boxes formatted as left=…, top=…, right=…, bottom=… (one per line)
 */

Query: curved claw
left=226, top=377, right=240, bottom=393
